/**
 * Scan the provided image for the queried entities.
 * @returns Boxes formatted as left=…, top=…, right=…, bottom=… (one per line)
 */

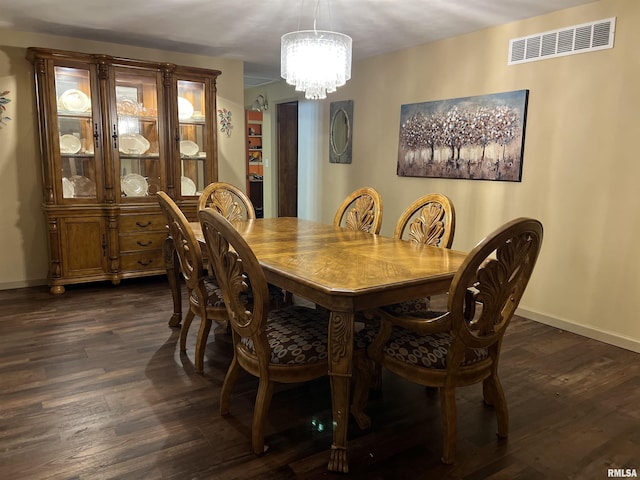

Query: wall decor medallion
left=397, top=90, right=529, bottom=181
left=218, top=108, right=233, bottom=137
left=329, top=100, right=353, bottom=164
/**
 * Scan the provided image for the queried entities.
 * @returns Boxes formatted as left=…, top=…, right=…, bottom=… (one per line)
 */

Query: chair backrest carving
left=198, top=182, right=256, bottom=222
left=394, top=193, right=455, bottom=248
left=333, top=187, right=383, bottom=234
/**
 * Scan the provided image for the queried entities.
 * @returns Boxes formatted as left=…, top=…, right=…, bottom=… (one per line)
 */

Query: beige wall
left=0, top=29, right=245, bottom=289
left=257, top=0, right=640, bottom=351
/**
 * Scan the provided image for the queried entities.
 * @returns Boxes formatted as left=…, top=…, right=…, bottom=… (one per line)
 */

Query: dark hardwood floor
left=1, top=277, right=638, bottom=479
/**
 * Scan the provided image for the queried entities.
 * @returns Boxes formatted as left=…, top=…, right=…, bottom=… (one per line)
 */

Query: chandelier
left=280, top=5, right=352, bottom=100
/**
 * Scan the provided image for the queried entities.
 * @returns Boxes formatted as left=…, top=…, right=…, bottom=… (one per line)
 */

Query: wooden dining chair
left=333, top=186, right=383, bottom=234
left=198, top=181, right=256, bottom=221
left=351, top=217, right=543, bottom=464
left=198, top=208, right=330, bottom=455
left=157, top=191, right=228, bottom=373
left=360, top=193, right=456, bottom=390
left=384, top=193, right=456, bottom=315
left=199, top=181, right=288, bottom=307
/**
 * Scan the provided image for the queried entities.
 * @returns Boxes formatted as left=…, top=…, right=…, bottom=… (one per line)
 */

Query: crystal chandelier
left=281, top=5, right=352, bottom=100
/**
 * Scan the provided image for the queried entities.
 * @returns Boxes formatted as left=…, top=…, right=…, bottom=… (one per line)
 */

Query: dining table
left=163, top=216, right=468, bottom=473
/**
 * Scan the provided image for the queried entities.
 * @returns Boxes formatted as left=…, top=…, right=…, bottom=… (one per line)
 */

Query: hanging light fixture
left=281, top=1, right=352, bottom=100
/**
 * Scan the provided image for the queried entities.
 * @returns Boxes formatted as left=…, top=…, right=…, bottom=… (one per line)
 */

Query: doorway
left=277, top=101, right=298, bottom=217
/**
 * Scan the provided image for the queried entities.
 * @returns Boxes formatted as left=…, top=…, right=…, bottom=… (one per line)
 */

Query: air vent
left=509, top=17, right=615, bottom=65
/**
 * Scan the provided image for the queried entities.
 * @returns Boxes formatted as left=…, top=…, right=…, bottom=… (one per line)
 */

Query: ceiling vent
left=508, top=17, right=615, bottom=65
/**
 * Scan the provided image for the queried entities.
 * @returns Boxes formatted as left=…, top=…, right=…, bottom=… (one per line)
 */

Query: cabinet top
left=26, top=47, right=222, bottom=78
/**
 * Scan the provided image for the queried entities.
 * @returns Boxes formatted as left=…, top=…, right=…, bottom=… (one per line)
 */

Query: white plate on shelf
left=121, top=173, right=149, bottom=197
left=178, top=97, right=194, bottom=121
left=116, top=97, right=140, bottom=116
left=59, top=89, right=91, bottom=113
left=62, top=177, right=74, bottom=198
left=69, top=175, right=96, bottom=197
left=59, top=134, right=82, bottom=154
left=180, top=140, right=199, bottom=156
left=119, top=134, right=150, bottom=155
left=181, top=176, right=197, bottom=196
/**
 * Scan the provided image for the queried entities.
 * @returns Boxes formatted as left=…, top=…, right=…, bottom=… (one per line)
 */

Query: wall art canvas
left=397, top=89, right=529, bottom=181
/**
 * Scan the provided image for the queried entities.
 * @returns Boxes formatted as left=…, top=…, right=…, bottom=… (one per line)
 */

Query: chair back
left=198, top=181, right=256, bottom=221
left=394, top=193, right=455, bottom=248
left=157, top=191, right=206, bottom=300
left=198, top=208, right=270, bottom=354
left=333, top=186, right=383, bottom=234
left=447, top=217, right=543, bottom=366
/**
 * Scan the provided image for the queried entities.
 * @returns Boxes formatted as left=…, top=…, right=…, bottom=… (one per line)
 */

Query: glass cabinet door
left=54, top=66, right=98, bottom=201
left=177, top=80, right=207, bottom=196
left=114, top=69, right=163, bottom=199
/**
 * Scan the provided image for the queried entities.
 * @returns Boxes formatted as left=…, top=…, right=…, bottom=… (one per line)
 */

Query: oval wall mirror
left=329, top=100, right=353, bottom=164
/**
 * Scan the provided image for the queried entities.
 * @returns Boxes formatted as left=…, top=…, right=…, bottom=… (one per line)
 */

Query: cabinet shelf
left=246, top=109, right=263, bottom=218
left=119, top=153, right=160, bottom=159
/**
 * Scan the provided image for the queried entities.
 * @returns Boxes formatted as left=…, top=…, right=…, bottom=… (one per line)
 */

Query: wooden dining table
left=163, top=217, right=468, bottom=473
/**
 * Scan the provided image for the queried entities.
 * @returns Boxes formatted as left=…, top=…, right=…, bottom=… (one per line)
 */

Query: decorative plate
left=181, top=176, right=197, bottom=196
left=60, top=89, right=91, bottom=113
left=69, top=175, right=96, bottom=197
left=121, top=173, right=149, bottom=197
left=118, top=134, right=150, bottom=155
left=178, top=96, right=194, bottom=121
left=116, top=97, right=140, bottom=116
left=62, top=177, right=74, bottom=198
left=179, top=140, right=199, bottom=156
left=59, top=134, right=82, bottom=154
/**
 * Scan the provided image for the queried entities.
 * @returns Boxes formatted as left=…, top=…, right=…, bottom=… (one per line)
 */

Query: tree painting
left=397, top=90, right=529, bottom=181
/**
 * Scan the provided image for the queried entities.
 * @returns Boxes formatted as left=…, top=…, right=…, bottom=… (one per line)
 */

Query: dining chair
left=333, top=186, right=384, bottom=234
left=384, top=193, right=456, bottom=315
left=198, top=208, right=331, bottom=455
left=198, top=181, right=257, bottom=221
left=199, top=181, right=288, bottom=307
left=361, top=193, right=456, bottom=390
left=157, top=191, right=228, bottom=374
left=351, top=217, right=543, bottom=464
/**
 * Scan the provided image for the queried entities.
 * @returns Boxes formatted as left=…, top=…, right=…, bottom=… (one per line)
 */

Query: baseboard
left=0, top=278, right=48, bottom=291
left=518, top=307, right=640, bottom=354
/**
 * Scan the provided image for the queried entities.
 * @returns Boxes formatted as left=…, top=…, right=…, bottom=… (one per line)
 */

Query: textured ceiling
left=1, top=0, right=595, bottom=86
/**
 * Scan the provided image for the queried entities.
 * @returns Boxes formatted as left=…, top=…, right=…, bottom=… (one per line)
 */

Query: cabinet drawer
left=119, top=232, right=168, bottom=253
left=120, top=214, right=166, bottom=233
left=119, top=251, right=165, bottom=272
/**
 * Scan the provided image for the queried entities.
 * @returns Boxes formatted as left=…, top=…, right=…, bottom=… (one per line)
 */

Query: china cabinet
left=27, top=47, right=221, bottom=294
left=245, top=110, right=264, bottom=217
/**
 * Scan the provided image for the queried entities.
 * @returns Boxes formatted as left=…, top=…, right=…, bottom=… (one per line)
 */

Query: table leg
left=327, top=310, right=354, bottom=473
left=163, top=236, right=182, bottom=327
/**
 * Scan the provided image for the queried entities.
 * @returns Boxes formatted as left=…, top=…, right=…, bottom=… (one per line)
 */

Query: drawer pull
left=137, top=259, right=153, bottom=266
left=136, top=221, right=152, bottom=228
left=137, top=240, right=153, bottom=247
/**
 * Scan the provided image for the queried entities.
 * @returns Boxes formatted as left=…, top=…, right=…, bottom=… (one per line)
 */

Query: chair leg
left=283, top=290, right=294, bottom=306
left=483, top=375, right=509, bottom=438
left=350, top=349, right=374, bottom=429
left=252, top=379, right=274, bottom=455
left=439, top=385, right=457, bottom=465
left=180, top=309, right=195, bottom=352
left=194, top=316, right=213, bottom=374
left=220, top=354, right=240, bottom=416
left=372, top=362, right=383, bottom=391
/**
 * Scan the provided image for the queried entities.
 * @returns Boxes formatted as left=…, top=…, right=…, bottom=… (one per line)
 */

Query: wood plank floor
left=1, top=277, right=638, bottom=479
